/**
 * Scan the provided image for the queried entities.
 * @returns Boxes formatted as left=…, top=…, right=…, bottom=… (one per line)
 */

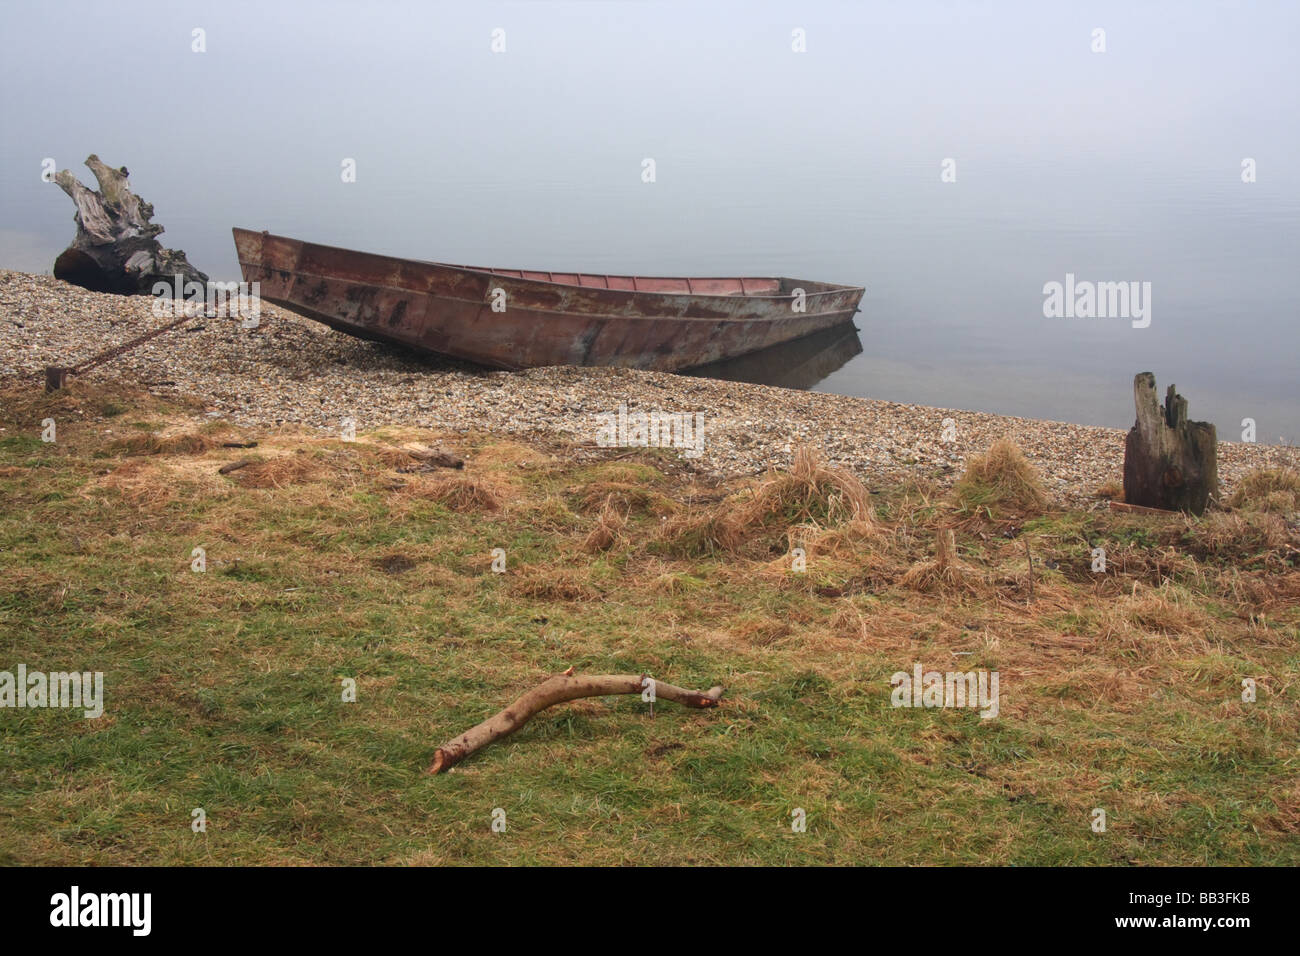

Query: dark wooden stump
left=51, top=155, right=207, bottom=295
left=44, top=367, right=70, bottom=392
left=1122, top=372, right=1218, bottom=515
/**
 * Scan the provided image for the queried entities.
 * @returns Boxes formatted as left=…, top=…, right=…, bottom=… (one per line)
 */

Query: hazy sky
left=2, top=1, right=1297, bottom=434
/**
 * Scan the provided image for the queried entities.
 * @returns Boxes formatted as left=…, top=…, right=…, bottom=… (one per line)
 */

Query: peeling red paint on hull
left=232, top=228, right=865, bottom=370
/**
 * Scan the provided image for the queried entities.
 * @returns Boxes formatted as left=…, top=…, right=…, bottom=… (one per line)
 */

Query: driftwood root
left=429, top=671, right=724, bottom=773
left=51, top=154, right=207, bottom=294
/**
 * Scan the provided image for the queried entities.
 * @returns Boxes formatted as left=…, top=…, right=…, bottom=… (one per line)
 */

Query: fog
left=2, top=0, right=1296, bottom=436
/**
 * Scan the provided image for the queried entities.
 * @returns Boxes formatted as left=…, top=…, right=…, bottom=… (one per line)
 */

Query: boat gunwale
left=257, top=283, right=862, bottom=326
left=234, top=228, right=866, bottom=302
left=257, top=297, right=861, bottom=349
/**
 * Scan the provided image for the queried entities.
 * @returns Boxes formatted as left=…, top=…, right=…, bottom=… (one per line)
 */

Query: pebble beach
left=1, top=269, right=1289, bottom=506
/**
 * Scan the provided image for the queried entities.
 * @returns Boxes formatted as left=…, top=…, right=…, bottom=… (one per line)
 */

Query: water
left=2, top=0, right=1296, bottom=440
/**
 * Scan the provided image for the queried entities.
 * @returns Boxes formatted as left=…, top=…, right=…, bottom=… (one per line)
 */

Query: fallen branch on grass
left=428, top=671, right=725, bottom=774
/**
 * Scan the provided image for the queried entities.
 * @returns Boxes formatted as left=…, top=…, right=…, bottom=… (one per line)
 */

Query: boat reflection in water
left=680, top=322, right=863, bottom=391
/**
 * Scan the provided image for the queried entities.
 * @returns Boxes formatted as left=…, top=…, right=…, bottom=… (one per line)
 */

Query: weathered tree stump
left=44, top=367, right=70, bottom=392
left=1122, top=372, right=1218, bottom=515
left=51, top=154, right=207, bottom=295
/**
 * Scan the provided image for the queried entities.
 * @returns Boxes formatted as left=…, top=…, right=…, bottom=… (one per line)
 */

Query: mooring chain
left=71, top=312, right=201, bottom=375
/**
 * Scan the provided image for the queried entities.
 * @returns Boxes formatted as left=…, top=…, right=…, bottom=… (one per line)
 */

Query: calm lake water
left=2, top=1, right=1296, bottom=440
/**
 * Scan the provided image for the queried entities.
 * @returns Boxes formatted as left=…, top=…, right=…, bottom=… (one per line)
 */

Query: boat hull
left=232, top=228, right=864, bottom=371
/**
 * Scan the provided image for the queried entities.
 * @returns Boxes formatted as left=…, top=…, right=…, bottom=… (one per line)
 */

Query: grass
left=0, top=378, right=1297, bottom=865
left=954, top=438, right=1050, bottom=516
left=1228, top=465, right=1300, bottom=513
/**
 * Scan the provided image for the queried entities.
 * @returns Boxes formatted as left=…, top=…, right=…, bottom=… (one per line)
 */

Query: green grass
left=0, top=380, right=1297, bottom=865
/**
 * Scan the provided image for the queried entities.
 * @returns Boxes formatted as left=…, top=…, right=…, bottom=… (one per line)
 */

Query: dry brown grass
left=785, top=518, right=879, bottom=560
left=0, top=378, right=176, bottom=427
left=954, top=439, right=1049, bottom=514
left=1106, top=583, right=1211, bottom=639
left=509, top=568, right=596, bottom=602
left=900, top=528, right=986, bottom=594
left=573, top=481, right=676, bottom=517
left=466, top=439, right=548, bottom=471
left=365, top=443, right=424, bottom=470
left=728, top=612, right=794, bottom=647
left=1248, top=779, right=1300, bottom=836
left=405, top=475, right=504, bottom=513
left=656, top=445, right=871, bottom=557
left=583, top=495, right=629, bottom=553
left=109, top=431, right=224, bottom=456
left=1217, top=569, right=1300, bottom=613
left=231, top=453, right=325, bottom=489
left=1098, top=542, right=1199, bottom=586
left=1176, top=511, right=1297, bottom=567
left=1228, top=467, right=1300, bottom=513
left=578, top=461, right=665, bottom=485
left=829, top=599, right=873, bottom=643
left=1094, top=480, right=1124, bottom=501
left=655, top=508, right=744, bottom=557
left=95, top=459, right=182, bottom=505
left=651, top=571, right=700, bottom=595
left=735, top=445, right=872, bottom=528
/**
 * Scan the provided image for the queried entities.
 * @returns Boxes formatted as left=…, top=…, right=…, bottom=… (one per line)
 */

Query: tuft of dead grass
left=655, top=509, right=743, bottom=557
left=1098, top=542, right=1198, bottom=586
left=574, top=481, right=675, bottom=516
left=1214, top=568, right=1300, bottom=614
left=728, top=612, right=794, bottom=647
left=954, top=439, right=1049, bottom=515
left=406, top=476, right=504, bottom=513
left=1094, top=480, right=1124, bottom=501
left=900, top=528, right=985, bottom=594
left=1176, top=510, right=1296, bottom=567
left=96, top=459, right=181, bottom=505
left=735, top=445, right=872, bottom=529
left=652, top=569, right=707, bottom=595
left=108, top=431, right=223, bottom=456
left=656, top=445, right=871, bottom=557
left=1228, top=467, right=1300, bottom=513
left=786, top=518, right=878, bottom=560
left=583, top=495, right=629, bottom=553
left=230, top=453, right=324, bottom=489
left=368, top=444, right=424, bottom=470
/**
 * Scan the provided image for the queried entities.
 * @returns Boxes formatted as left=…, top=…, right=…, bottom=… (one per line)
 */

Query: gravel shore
left=1, top=269, right=1288, bottom=506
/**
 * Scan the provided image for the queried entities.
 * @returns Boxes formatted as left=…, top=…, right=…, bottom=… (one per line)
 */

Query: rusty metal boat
left=233, top=228, right=864, bottom=371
